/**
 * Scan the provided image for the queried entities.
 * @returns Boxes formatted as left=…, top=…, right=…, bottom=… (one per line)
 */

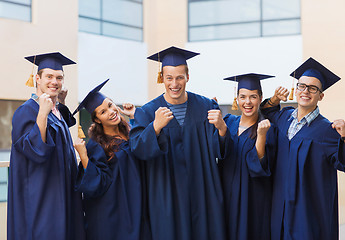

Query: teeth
left=171, top=88, right=180, bottom=92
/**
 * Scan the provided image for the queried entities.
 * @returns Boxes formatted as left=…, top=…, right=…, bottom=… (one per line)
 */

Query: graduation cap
left=290, top=57, right=341, bottom=95
left=72, top=79, right=109, bottom=115
left=147, top=46, right=200, bottom=83
left=224, top=73, right=275, bottom=110
left=24, top=52, right=76, bottom=87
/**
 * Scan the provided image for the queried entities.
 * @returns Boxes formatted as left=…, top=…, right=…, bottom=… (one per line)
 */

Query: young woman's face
left=237, top=88, right=262, bottom=118
left=94, top=98, right=121, bottom=127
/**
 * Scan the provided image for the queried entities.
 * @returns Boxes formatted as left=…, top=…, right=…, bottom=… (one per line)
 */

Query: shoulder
left=12, top=99, right=38, bottom=123
left=314, top=114, right=338, bottom=137
left=224, top=113, right=239, bottom=123
left=188, top=92, right=217, bottom=109
left=86, top=138, right=103, bottom=153
left=140, top=94, right=164, bottom=112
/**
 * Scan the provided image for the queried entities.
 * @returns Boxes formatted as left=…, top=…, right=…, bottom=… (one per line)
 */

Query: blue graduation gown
left=8, top=98, right=85, bottom=240
left=129, top=92, right=226, bottom=240
left=75, top=139, right=151, bottom=240
left=58, top=103, right=76, bottom=127
left=261, top=104, right=345, bottom=240
left=219, top=114, right=275, bottom=240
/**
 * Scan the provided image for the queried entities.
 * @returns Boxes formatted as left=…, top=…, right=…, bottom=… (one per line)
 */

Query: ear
left=186, top=74, right=189, bottom=82
left=35, top=74, right=40, bottom=87
left=319, top=92, right=324, bottom=101
left=94, top=117, right=101, bottom=124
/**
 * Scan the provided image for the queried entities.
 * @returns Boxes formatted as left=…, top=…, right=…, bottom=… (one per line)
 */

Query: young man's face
left=295, top=76, right=324, bottom=110
left=162, top=65, right=189, bottom=104
left=36, top=68, right=64, bottom=99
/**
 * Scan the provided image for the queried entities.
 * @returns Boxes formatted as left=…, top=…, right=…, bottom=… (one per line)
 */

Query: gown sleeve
left=58, top=103, right=76, bottom=127
left=322, top=126, right=345, bottom=171
left=129, top=107, right=169, bottom=160
left=12, top=105, right=55, bottom=164
left=245, top=126, right=277, bottom=177
left=75, top=140, right=113, bottom=198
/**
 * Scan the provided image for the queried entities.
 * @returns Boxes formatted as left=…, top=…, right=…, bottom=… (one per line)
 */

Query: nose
left=245, top=97, right=251, bottom=103
left=51, top=77, right=58, bottom=85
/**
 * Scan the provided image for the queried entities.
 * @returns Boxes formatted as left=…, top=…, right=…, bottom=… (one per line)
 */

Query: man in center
left=129, top=46, right=227, bottom=240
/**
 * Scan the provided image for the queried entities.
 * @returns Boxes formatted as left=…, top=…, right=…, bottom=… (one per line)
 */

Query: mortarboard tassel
left=231, top=84, right=238, bottom=110
left=26, top=55, right=36, bottom=87
left=26, top=74, right=34, bottom=87
left=288, top=73, right=295, bottom=100
left=78, top=125, right=86, bottom=139
left=156, top=52, right=163, bottom=84
left=157, top=71, right=163, bottom=83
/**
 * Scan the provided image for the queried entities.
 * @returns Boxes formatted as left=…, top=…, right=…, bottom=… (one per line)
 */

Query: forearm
left=79, top=154, right=89, bottom=169
left=255, top=134, right=267, bottom=159
left=262, top=96, right=281, bottom=109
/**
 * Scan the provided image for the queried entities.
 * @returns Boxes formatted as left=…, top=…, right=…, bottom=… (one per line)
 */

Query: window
left=0, top=0, right=31, bottom=22
left=79, top=0, right=143, bottom=41
left=188, top=0, right=300, bottom=41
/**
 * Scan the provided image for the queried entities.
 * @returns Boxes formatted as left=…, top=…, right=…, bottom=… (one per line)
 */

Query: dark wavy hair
left=237, top=89, right=264, bottom=139
left=88, top=104, right=130, bottom=161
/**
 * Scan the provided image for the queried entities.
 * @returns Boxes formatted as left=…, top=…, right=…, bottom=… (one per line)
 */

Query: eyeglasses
left=296, top=83, right=322, bottom=94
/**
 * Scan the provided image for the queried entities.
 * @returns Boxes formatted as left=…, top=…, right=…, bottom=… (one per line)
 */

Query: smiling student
left=8, top=52, right=85, bottom=240
left=217, top=73, right=276, bottom=240
left=261, top=58, right=345, bottom=240
left=129, top=46, right=227, bottom=240
left=73, top=79, right=151, bottom=240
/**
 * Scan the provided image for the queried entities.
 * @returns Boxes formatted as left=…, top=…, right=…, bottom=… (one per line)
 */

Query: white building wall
left=186, top=35, right=303, bottom=105
left=78, top=32, right=148, bottom=106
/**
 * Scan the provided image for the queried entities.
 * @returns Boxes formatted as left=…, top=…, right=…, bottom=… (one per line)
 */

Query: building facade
left=0, top=0, right=345, bottom=239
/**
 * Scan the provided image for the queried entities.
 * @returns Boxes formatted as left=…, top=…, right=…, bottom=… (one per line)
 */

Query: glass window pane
left=79, top=0, right=101, bottom=19
left=0, top=2, right=30, bottom=21
left=263, top=0, right=300, bottom=20
left=103, top=0, right=142, bottom=27
left=263, top=20, right=300, bottom=36
left=0, top=167, right=8, bottom=202
left=79, top=17, right=101, bottom=34
left=189, top=0, right=260, bottom=26
left=102, top=22, right=142, bottom=41
left=189, top=22, right=260, bottom=41
left=8, top=0, right=31, bottom=5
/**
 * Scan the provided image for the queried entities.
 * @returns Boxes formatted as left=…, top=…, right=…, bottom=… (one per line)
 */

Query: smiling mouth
left=109, top=113, right=118, bottom=121
left=300, top=96, right=311, bottom=100
left=170, top=88, right=180, bottom=93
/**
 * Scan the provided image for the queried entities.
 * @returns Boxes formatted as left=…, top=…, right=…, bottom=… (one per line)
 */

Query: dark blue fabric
left=261, top=104, right=345, bottom=240
left=25, top=52, right=76, bottom=71
left=75, top=139, right=151, bottom=240
left=219, top=114, right=276, bottom=240
left=58, top=103, right=76, bottom=127
left=8, top=98, right=85, bottom=240
left=129, top=92, right=226, bottom=240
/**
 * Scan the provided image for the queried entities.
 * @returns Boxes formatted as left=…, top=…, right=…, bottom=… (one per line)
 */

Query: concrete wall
left=144, top=0, right=188, bottom=101
left=0, top=0, right=79, bottom=137
left=301, top=0, right=345, bottom=223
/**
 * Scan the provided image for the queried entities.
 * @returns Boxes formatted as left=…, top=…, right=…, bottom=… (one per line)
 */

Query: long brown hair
left=237, top=89, right=263, bottom=139
left=88, top=105, right=130, bottom=160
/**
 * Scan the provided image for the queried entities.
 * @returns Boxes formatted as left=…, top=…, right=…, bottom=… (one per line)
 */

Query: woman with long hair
left=73, top=80, right=150, bottom=240
left=218, top=73, right=277, bottom=240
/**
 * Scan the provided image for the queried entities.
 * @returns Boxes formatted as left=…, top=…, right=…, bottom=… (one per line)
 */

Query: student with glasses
left=261, top=57, right=345, bottom=240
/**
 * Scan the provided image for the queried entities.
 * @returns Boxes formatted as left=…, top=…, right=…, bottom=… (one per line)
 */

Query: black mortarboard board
left=290, top=57, right=340, bottom=91
left=25, top=52, right=76, bottom=72
left=147, top=46, right=199, bottom=67
left=73, top=79, right=109, bottom=115
left=224, top=73, right=275, bottom=91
